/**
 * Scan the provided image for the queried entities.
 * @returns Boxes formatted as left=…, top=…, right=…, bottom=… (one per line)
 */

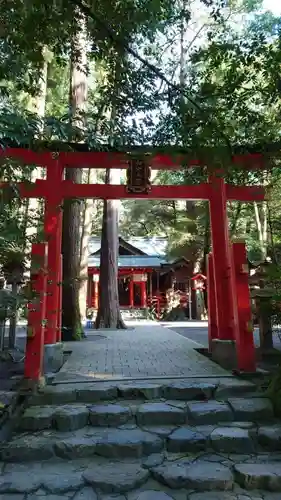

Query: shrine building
left=86, top=236, right=194, bottom=310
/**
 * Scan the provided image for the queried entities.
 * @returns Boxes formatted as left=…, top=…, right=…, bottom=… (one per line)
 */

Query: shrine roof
left=89, top=236, right=167, bottom=257
left=121, top=237, right=167, bottom=256
left=88, top=255, right=166, bottom=268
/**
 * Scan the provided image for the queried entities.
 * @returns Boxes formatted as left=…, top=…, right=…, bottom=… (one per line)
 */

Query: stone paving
left=1, top=324, right=281, bottom=500
left=54, top=324, right=228, bottom=383
left=0, top=378, right=281, bottom=499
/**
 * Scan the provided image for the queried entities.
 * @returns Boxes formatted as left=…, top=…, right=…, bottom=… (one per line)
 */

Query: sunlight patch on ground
left=86, top=372, right=126, bottom=379
left=160, top=321, right=208, bottom=328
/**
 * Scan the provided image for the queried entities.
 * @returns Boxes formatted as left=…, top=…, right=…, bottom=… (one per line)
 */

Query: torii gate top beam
left=0, top=146, right=266, bottom=202
left=0, top=146, right=275, bottom=171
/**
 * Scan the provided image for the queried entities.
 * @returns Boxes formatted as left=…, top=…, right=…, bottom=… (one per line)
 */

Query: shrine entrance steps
left=0, top=377, right=281, bottom=499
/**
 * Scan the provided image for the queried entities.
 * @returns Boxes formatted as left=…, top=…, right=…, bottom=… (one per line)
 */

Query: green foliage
left=150, top=6, right=281, bottom=155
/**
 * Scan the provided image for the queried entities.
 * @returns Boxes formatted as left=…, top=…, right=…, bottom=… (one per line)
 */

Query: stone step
left=1, top=455, right=281, bottom=496
left=29, top=378, right=257, bottom=406
left=152, top=458, right=281, bottom=493
left=0, top=428, right=163, bottom=462
left=2, top=420, right=281, bottom=462
left=234, top=462, right=281, bottom=491
left=19, top=397, right=274, bottom=433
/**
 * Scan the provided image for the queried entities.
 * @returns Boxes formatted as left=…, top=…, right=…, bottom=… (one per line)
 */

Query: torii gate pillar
left=232, top=240, right=256, bottom=372
left=43, top=157, right=64, bottom=372
left=209, top=173, right=238, bottom=367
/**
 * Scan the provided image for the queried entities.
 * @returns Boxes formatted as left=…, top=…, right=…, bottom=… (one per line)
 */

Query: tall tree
left=62, top=13, right=88, bottom=340
left=95, top=53, right=126, bottom=329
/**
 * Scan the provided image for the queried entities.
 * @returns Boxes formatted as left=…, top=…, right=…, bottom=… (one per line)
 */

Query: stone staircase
left=0, top=377, right=281, bottom=499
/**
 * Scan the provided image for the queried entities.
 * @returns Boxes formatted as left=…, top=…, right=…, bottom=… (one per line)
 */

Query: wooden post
left=24, top=243, right=47, bottom=383
left=232, top=241, right=256, bottom=372
left=44, top=159, right=63, bottom=345
left=207, top=252, right=218, bottom=351
left=56, top=254, right=62, bottom=342
left=140, top=281, right=147, bottom=308
left=149, top=272, right=153, bottom=300
left=129, top=278, right=134, bottom=308
left=87, top=275, right=92, bottom=308
left=93, top=277, right=99, bottom=309
left=209, top=174, right=237, bottom=341
left=156, top=270, right=160, bottom=293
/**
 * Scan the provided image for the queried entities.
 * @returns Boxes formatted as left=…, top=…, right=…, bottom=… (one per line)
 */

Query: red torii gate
left=0, top=147, right=266, bottom=382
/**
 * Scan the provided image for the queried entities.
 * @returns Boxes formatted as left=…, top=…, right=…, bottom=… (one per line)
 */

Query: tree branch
left=70, top=0, right=232, bottom=151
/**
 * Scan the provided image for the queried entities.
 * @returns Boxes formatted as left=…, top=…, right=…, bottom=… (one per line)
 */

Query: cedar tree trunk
left=95, top=169, right=126, bottom=329
left=62, top=18, right=88, bottom=340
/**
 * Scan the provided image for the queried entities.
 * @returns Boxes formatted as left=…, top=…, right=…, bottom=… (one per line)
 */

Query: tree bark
left=79, top=169, right=96, bottom=319
left=94, top=50, right=126, bottom=329
left=95, top=168, right=126, bottom=329
left=62, top=169, right=83, bottom=340
left=62, top=17, right=88, bottom=340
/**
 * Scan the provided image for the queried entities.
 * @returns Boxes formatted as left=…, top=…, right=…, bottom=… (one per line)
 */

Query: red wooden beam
left=50, top=151, right=199, bottom=170
left=13, top=180, right=265, bottom=202
left=88, top=268, right=155, bottom=275
left=232, top=153, right=264, bottom=168
left=61, top=182, right=212, bottom=200
left=0, top=148, right=267, bottom=170
left=226, top=185, right=265, bottom=202
left=59, top=151, right=128, bottom=169
left=50, top=151, right=267, bottom=170
left=0, top=180, right=266, bottom=201
left=56, top=151, right=266, bottom=170
left=1, top=148, right=53, bottom=166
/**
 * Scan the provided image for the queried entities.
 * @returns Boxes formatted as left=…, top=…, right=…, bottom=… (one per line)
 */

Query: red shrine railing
left=0, top=146, right=269, bottom=382
left=147, top=291, right=190, bottom=320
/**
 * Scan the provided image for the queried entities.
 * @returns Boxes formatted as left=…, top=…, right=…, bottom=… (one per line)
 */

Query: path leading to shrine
left=2, top=321, right=281, bottom=499
left=53, top=322, right=228, bottom=384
